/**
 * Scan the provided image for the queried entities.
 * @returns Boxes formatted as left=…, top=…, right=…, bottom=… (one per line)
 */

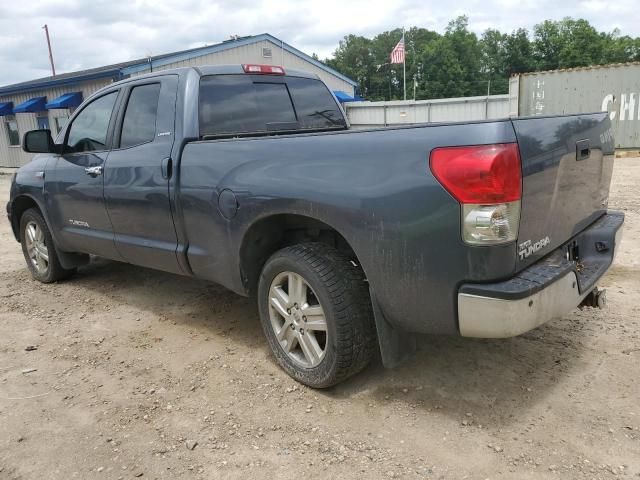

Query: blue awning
left=0, top=101, right=13, bottom=116
left=333, top=91, right=364, bottom=103
left=45, top=92, right=83, bottom=109
left=13, top=96, right=47, bottom=113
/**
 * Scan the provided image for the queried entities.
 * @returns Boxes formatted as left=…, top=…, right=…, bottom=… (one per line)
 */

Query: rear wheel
left=20, top=208, right=76, bottom=283
left=258, top=242, right=376, bottom=388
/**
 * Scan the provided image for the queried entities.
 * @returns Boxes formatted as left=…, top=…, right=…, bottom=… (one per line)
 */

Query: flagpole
left=403, top=27, right=406, bottom=101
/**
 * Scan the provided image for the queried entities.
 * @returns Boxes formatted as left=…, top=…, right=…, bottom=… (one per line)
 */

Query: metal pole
left=403, top=28, right=406, bottom=101
left=413, top=74, right=417, bottom=100
left=485, top=80, right=491, bottom=119
left=42, top=24, right=56, bottom=77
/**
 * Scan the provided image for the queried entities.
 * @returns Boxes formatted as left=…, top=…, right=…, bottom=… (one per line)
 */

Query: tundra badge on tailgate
left=518, top=236, right=550, bottom=260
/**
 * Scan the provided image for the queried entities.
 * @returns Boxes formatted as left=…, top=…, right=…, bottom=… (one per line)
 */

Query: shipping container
left=511, top=62, right=640, bottom=149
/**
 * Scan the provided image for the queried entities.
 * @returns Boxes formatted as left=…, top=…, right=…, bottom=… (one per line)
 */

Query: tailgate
left=512, top=112, right=615, bottom=269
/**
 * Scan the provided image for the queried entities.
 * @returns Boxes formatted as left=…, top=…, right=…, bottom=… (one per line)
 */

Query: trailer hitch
left=579, top=287, right=607, bottom=309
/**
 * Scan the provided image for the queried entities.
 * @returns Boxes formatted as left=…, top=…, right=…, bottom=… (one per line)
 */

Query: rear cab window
left=198, top=74, right=346, bottom=138
left=119, top=83, right=161, bottom=148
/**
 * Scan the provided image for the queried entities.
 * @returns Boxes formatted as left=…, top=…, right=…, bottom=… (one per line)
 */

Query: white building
left=0, top=33, right=357, bottom=168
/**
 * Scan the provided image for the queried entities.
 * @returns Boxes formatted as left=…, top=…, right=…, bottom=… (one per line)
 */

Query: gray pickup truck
left=7, top=64, right=624, bottom=387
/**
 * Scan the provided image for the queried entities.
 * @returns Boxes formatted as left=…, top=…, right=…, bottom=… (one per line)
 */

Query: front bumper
left=458, top=211, right=624, bottom=338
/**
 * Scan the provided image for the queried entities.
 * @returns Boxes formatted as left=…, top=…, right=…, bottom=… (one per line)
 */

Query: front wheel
left=20, top=208, right=76, bottom=283
left=258, top=243, right=376, bottom=388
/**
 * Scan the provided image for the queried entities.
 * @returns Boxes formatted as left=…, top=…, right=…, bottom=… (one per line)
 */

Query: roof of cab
left=104, top=64, right=320, bottom=89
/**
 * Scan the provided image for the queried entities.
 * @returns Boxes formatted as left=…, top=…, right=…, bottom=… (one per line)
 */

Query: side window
left=119, top=83, right=161, bottom=149
left=66, top=91, right=118, bottom=153
left=286, top=78, right=346, bottom=128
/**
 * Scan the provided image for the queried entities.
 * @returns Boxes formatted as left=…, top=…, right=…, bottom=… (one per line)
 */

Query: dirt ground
left=0, top=159, right=638, bottom=480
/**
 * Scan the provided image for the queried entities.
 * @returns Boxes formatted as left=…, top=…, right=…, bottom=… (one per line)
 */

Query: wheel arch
left=9, top=194, right=45, bottom=242
left=10, top=194, right=89, bottom=270
left=238, top=211, right=419, bottom=370
left=238, top=213, right=365, bottom=296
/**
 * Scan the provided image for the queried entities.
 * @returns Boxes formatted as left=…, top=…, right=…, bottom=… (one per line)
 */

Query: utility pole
left=413, top=74, right=417, bottom=100
left=42, top=24, right=56, bottom=77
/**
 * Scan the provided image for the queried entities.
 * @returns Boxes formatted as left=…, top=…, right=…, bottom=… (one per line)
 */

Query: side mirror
left=22, top=129, right=56, bottom=154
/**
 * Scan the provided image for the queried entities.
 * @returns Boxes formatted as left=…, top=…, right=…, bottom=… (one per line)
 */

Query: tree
left=504, top=28, right=534, bottom=74
left=533, top=20, right=563, bottom=70
left=533, top=18, right=605, bottom=69
left=557, top=18, right=604, bottom=67
left=480, top=29, right=508, bottom=93
left=417, top=16, right=484, bottom=98
left=326, top=35, right=376, bottom=98
left=323, top=17, right=640, bottom=101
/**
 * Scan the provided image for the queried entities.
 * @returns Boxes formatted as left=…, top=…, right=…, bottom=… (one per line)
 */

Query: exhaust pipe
left=579, top=287, right=607, bottom=309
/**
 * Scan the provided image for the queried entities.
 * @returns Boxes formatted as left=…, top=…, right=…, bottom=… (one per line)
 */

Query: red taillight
left=242, top=64, right=285, bottom=75
left=429, top=143, right=522, bottom=204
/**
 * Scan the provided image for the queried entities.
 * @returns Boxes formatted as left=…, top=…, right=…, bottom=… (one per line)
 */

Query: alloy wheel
left=24, top=220, right=49, bottom=275
left=268, top=271, right=328, bottom=368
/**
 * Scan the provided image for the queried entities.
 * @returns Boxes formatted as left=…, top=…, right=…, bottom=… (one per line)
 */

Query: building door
left=45, top=90, right=121, bottom=259
left=103, top=76, right=181, bottom=274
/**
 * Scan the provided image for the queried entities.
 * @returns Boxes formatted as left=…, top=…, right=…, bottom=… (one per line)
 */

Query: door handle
left=161, top=157, right=172, bottom=179
left=84, top=165, right=103, bottom=177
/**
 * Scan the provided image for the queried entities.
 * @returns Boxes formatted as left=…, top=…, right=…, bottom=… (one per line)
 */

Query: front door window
left=66, top=91, right=118, bottom=153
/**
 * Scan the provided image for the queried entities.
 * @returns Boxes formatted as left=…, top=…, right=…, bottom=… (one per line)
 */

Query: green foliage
left=417, top=16, right=483, bottom=98
left=324, top=16, right=639, bottom=100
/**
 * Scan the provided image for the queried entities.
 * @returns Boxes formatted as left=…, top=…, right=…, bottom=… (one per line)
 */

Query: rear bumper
left=458, top=211, right=624, bottom=338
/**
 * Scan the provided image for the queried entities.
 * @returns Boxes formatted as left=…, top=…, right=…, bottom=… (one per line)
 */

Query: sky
left=0, top=0, right=637, bottom=86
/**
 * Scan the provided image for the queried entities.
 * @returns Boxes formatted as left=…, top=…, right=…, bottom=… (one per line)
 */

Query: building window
left=5, top=116, right=19, bottom=146
left=54, top=116, right=69, bottom=134
left=262, top=47, right=272, bottom=58
left=37, top=115, right=50, bottom=130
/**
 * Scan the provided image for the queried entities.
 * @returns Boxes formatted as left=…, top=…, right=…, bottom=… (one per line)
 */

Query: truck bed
left=176, top=112, right=614, bottom=336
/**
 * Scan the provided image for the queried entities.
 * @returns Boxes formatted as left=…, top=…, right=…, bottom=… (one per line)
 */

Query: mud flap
left=56, top=248, right=90, bottom=270
left=369, top=289, right=417, bottom=368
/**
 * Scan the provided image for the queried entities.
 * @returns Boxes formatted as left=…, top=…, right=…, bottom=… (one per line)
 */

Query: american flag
left=390, top=35, right=405, bottom=64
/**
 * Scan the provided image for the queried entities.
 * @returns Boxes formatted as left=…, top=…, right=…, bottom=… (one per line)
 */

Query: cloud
left=0, top=0, right=638, bottom=86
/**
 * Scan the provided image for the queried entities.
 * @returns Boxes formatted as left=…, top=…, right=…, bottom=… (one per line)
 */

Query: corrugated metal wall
left=131, top=39, right=355, bottom=95
left=513, top=63, right=640, bottom=149
left=345, top=95, right=510, bottom=128
left=0, top=78, right=111, bottom=167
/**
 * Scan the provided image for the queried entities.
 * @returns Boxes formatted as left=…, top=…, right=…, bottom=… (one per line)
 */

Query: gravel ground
left=0, top=158, right=638, bottom=480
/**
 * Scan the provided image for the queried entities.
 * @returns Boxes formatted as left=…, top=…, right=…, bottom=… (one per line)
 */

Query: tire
left=258, top=242, right=377, bottom=388
left=20, top=208, right=76, bottom=283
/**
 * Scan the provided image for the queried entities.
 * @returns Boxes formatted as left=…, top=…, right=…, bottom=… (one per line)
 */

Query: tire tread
left=258, top=242, right=377, bottom=388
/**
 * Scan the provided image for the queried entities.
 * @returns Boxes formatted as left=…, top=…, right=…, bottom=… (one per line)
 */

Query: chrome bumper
left=458, top=272, right=587, bottom=338
left=458, top=212, right=623, bottom=338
